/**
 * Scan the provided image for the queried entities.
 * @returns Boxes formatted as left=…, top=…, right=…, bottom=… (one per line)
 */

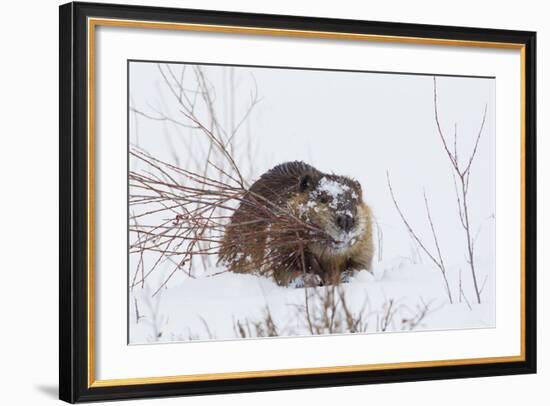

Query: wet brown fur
left=218, top=161, right=374, bottom=286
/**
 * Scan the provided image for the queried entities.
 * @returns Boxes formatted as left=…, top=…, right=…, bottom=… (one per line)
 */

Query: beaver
left=218, top=161, right=374, bottom=286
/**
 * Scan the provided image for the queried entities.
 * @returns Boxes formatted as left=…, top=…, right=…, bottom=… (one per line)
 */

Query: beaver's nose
left=336, top=214, right=354, bottom=232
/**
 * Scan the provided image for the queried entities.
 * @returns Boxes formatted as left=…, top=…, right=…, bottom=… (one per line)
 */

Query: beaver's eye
left=319, top=196, right=329, bottom=204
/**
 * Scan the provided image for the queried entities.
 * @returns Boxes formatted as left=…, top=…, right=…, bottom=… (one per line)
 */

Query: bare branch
left=423, top=190, right=453, bottom=304
left=386, top=172, right=453, bottom=303
left=433, top=77, right=459, bottom=172
left=432, top=77, right=486, bottom=303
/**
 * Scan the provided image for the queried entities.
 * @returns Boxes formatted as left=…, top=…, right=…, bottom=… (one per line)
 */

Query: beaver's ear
left=298, top=173, right=315, bottom=192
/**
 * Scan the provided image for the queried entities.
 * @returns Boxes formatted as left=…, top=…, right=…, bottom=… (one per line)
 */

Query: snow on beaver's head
left=289, top=171, right=369, bottom=257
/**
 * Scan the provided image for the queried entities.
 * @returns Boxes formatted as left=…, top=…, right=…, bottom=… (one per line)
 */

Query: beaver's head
left=290, top=171, right=367, bottom=255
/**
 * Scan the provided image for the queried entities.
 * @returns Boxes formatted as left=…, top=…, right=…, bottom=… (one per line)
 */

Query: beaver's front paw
left=339, top=270, right=355, bottom=284
left=290, top=273, right=323, bottom=288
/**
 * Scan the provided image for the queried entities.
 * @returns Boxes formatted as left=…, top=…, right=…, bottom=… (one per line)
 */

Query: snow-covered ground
left=129, top=255, right=495, bottom=343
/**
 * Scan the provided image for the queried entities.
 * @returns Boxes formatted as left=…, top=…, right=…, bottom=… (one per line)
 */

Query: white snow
left=129, top=256, right=495, bottom=343
left=317, top=177, right=350, bottom=199
left=297, top=199, right=319, bottom=216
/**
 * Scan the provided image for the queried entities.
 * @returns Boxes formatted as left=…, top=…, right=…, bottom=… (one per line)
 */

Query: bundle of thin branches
left=129, top=148, right=330, bottom=296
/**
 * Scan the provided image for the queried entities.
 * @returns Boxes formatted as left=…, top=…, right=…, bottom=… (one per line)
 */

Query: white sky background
left=129, top=61, right=495, bottom=274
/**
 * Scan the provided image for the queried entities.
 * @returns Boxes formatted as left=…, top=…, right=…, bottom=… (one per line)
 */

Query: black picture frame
left=59, top=1, right=537, bottom=403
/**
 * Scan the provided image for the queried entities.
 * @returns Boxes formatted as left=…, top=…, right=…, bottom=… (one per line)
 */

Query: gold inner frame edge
left=87, top=17, right=527, bottom=388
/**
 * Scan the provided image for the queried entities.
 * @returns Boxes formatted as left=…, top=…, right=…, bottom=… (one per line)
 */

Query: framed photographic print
left=59, top=1, right=537, bottom=403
